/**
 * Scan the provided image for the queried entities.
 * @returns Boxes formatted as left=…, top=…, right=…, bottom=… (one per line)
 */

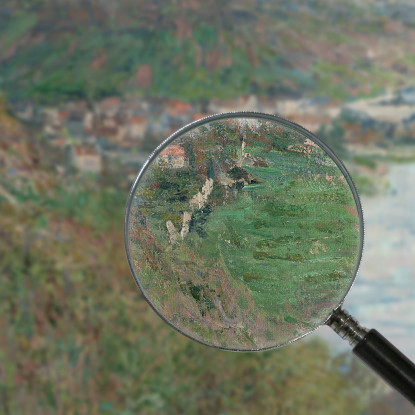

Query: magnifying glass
left=124, top=112, right=415, bottom=404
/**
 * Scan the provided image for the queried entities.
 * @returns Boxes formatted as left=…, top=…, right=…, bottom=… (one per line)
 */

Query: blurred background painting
left=1, top=0, right=415, bottom=413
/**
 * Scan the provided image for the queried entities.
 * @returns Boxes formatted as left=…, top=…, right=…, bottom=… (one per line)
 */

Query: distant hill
left=1, top=0, right=415, bottom=103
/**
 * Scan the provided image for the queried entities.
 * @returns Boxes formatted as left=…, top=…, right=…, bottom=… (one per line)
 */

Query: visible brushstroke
left=127, top=117, right=361, bottom=350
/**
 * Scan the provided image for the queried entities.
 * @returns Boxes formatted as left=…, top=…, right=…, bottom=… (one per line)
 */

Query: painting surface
left=3, top=1, right=415, bottom=411
left=128, top=117, right=361, bottom=349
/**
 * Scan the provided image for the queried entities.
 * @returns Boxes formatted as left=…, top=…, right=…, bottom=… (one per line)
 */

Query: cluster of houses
left=10, top=87, right=415, bottom=176
left=342, top=87, right=415, bottom=144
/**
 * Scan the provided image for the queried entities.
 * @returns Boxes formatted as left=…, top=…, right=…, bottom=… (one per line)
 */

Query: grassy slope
left=206, top=153, right=359, bottom=320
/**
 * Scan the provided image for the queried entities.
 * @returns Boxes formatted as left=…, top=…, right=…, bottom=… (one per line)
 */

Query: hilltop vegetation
left=1, top=0, right=415, bottom=102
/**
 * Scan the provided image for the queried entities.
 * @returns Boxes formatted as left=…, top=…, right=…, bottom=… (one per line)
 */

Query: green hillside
left=1, top=0, right=415, bottom=102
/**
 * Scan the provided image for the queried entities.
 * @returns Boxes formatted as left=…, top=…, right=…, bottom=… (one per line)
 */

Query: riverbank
left=312, top=158, right=415, bottom=360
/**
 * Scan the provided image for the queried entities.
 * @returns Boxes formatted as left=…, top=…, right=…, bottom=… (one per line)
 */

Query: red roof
left=159, top=145, right=185, bottom=157
left=53, top=138, right=66, bottom=147
left=129, top=116, right=147, bottom=124
left=59, top=111, right=70, bottom=119
left=100, top=97, right=121, bottom=111
left=166, top=100, right=191, bottom=116
left=73, top=145, right=99, bottom=156
left=192, top=113, right=210, bottom=121
left=97, top=126, right=118, bottom=136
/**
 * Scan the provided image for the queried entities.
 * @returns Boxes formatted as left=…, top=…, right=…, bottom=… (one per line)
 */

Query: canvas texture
left=127, top=116, right=361, bottom=350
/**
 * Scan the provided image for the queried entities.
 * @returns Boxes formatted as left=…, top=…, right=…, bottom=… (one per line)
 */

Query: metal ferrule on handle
left=328, top=308, right=415, bottom=405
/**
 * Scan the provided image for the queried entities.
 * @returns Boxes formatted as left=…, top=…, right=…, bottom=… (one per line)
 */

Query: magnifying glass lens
left=125, top=114, right=362, bottom=351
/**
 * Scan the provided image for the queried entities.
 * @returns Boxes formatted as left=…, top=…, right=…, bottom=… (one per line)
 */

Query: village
left=9, top=86, right=415, bottom=182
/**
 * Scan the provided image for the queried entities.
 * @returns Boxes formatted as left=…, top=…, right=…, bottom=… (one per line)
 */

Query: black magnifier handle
left=328, top=308, right=415, bottom=405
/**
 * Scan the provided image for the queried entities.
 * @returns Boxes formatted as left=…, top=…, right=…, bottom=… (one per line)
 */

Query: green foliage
left=1, top=0, right=413, bottom=102
left=202, top=164, right=358, bottom=317
left=141, top=166, right=205, bottom=231
left=352, top=174, right=377, bottom=197
left=2, top=11, right=37, bottom=48
left=188, top=204, right=212, bottom=238
left=353, top=155, right=377, bottom=170
left=207, top=153, right=215, bottom=179
left=317, top=120, right=349, bottom=161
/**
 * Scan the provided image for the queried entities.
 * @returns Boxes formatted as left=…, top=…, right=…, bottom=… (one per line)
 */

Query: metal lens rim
left=124, top=111, right=364, bottom=352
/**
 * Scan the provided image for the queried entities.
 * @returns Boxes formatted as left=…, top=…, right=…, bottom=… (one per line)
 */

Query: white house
left=72, top=145, right=102, bottom=173
left=127, top=116, right=147, bottom=139
left=84, top=111, right=94, bottom=132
